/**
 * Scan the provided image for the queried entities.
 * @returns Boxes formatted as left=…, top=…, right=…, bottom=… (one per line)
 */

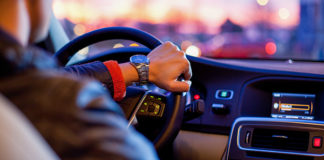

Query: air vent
left=251, top=128, right=309, bottom=151
left=246, top=151, right=314, bottom=160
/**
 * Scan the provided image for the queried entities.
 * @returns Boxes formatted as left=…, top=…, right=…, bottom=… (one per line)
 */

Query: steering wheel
left=54, top=27, right=185, bottom=152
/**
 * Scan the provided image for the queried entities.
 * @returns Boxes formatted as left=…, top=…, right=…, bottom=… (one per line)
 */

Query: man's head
left=0, top=0, right=52, bottom=46
left=27, top=0, right=53, bottom=43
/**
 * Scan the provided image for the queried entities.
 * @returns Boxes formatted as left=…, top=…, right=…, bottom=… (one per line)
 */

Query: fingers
left=183, top=64, right=192, bottom=81
left=163, top=41, right=180, bottom=51
left=181, top=58, right=192, bottom=80
left=148, top=41, right=193, bottom=92
left=175, top=50, right=192, bottom=81
left=161, top=42, right=192, bottom=90
left=166, top=80, right=192, bottom=92
left=148, top=41, right=179, bottom=58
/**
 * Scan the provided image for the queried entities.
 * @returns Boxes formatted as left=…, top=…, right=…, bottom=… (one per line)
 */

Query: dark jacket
left=0, top=29, right=158, bottom=160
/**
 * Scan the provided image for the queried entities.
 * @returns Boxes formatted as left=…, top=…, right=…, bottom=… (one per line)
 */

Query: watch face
left=130, top=55, right=149, bottom=64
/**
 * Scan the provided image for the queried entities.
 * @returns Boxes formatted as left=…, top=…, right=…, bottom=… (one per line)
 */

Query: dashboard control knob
left=184, top=99, right=205, bottom=121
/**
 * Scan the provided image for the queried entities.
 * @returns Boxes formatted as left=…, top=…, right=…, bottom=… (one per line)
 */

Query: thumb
left=167, top=80, right=192, bottom=92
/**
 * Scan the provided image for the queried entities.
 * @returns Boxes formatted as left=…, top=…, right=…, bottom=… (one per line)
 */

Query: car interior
left=2, top=0, right=324, bottom=160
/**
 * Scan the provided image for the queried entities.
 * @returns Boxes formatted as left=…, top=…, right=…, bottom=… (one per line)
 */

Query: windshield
left=53, top=0, right=324, bottom=61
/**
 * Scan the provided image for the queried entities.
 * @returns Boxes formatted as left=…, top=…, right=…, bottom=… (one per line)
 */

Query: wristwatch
left=130, top=54, right=150, bottom=85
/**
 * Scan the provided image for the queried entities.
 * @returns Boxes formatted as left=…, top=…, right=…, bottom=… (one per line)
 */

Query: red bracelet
left=103, top=60, right=126, bottom=101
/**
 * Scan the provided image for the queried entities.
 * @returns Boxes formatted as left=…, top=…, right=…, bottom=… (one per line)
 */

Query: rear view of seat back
left=0, top=94, right=59, bottom=160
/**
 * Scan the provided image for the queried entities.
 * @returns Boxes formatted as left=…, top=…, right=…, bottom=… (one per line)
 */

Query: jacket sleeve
left=0, top=70, right=158, bottom=160
left=64, top=61, right=114, bottom=96
left=65, top=80, right=158, bottom=160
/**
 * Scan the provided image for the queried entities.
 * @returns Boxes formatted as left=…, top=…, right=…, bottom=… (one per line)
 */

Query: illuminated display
left=271, top=92, right=315, bottom=120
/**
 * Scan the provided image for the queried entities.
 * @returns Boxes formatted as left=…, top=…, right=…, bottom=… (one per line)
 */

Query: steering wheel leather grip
left=54, top=27, right=185, bottom=151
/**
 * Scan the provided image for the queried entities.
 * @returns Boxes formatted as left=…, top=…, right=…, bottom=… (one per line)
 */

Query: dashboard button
left=313, top=137, right=322, bottom=148
left=215, top=90, right=234, bottom=100
left=148, top=104, right=155, bottom=112
left=137, top=94, right=166, bottom=119
left=212, top=103, right=225, bottom=109
left=212, top=103, right=229, bottom=114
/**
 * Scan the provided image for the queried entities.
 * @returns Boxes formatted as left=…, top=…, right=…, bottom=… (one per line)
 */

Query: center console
left=226, top=117, right=324, bottom=160
left=240, top=77, right=324, bottom=121
left=226, top=77, right=324, bottom=160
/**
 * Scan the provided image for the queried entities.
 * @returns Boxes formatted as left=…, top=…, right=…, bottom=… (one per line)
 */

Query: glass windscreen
left=53, top=0, right=324, bottom=61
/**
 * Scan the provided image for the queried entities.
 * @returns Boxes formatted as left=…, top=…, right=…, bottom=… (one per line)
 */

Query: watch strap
left=131, top=63, right=149, bottom=85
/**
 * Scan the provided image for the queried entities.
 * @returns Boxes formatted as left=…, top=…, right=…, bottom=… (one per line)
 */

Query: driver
left=0, top=0, right=192, bottom=160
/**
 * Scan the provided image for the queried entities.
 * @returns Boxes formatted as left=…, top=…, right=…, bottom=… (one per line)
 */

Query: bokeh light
left=53, top=0, right=300, bottom=31
left=77, top=47, right=89, bottom=55
left=73, top=24, right=86, bottom=36
left=257, top=0, right=269, bottom=6
left=186, top=45, right=201, bottom=57
left=53, top=0, right=323, bottom=61
left=265, top=42, right=277, bottom=55
left=113, top=43, right=125, bottom=48
left=278, top=8, right=290, bottom=20
left=130, top=43, right=140, bottom=47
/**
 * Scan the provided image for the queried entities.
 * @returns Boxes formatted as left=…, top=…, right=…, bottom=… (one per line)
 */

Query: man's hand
left=148, top=41, right=192, bottom=92
left=120, top=41, right=192, bottom=92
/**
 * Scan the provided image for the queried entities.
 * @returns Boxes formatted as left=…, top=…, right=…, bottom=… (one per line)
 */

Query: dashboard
left=185, top=57, right=324, bottom=131
left=181, top=56, right=324, bottom=160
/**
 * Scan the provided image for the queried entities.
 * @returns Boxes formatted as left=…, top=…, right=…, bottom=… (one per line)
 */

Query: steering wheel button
left=154, top=104, right=160, bottom=109
left=154, top=104, right=160, bottom=112
left=148, top=105, right=155, bottom=112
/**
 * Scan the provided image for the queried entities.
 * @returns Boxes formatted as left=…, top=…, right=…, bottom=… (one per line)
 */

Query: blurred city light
left=265, top=42, right=277, bottom=55
left=73, top=24, right=86, bottom=36
left=130, top=43, right=140, bottom=47
left=53, top=0, right=324, bottom=61
left=199, top=7, right=226, bottom=27
left=67, top=47, right=89, bottom=65
left=186, top=45, right=201, bottom=57
left=113, top=43, right=125, bottom=48
left=53, top=0, right=299, bottom=31
left=257, top=0, right=269, bottom=6
left=77, top=47, right=89, bottom=55
left=278, top=8, right=290, bottom=20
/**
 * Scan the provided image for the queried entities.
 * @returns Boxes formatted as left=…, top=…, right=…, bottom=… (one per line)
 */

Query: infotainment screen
left=271, top=92, right=315, bottom=120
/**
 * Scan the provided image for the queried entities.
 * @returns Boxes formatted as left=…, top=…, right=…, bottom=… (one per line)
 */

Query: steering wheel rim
left=54, top=27, right=185, bottom=151
left=54, top=27, right=162, bottom=65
